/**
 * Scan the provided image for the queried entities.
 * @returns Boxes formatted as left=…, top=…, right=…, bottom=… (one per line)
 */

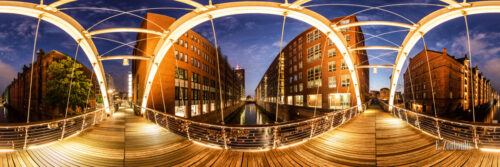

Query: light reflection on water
left=485, top=103, right=500, bottom=124
left=228, top=103, right=272, bottom=125
left=0, top=106, right=9, bottom=123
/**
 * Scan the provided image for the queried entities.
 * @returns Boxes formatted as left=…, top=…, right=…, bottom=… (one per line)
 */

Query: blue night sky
left=0, top=0, right=499, bottom=97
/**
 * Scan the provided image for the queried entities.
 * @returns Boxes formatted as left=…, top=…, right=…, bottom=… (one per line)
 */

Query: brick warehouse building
left=235, top=65, right=245, bottom=101
left=132, top=13, right=244, bottom=121
left=254, top=15, right=369, bottom=120
left=4, top=49, right=98, bottom=121
left=403, top=48, right=499, bottom=116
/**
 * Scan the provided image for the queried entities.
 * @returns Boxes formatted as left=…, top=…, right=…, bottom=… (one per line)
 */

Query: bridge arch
left=0, top=1, right=110, bottom=113
left=141, top=1, right=364, bottom=112
left=389, top=1, right=500, bottom=110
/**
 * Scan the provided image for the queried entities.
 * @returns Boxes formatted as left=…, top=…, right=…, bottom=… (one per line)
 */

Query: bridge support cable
left=405, top=52, right=419, bottom=128
left=171, top=39, right=185, bottom=119
left=420, top=33, right=441, bottom=139
left=463, top=13, right=476, bottom=123
left=82, top=73, right=94, bottom=131
left=61, top=40, right=82, bottom=140
left=23, top=16, right=42, bottom=149
left=208, top=16, right=225, bottom=124
left=463, top=13, right=479, bottom=149
left=276, top=13, right=287, bottom=123
left=313, top=34, right=330, bottom=118
left=208, top=15, right=228, bottom=149
left=158, top=68, right=167, bottom=113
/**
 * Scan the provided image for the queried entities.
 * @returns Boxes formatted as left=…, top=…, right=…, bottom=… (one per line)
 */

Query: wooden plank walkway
left=1, top=105, right=499, bottom=166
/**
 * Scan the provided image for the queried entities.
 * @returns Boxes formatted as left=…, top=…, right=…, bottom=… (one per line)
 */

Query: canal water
left=225, top=103, right=273, bottom=125
left=484, top=102, right=500, bottom=124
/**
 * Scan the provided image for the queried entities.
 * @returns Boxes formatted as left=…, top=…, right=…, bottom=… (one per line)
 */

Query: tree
left=44, top=57, right=94, bottom=116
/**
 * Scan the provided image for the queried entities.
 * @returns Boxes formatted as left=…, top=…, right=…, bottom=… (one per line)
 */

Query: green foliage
left=44, top=57, right=94, bottom=115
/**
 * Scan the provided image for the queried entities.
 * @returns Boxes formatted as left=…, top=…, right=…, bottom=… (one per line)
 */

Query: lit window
left=299, top=83, right=303, bottom=92
left=288, top=96, right=293, bottom=105
left=307, top=94, right=322, bottom=108
left=341, top=75, right=350, bottom=87
left=328, top=61, right=336, bottom=72
left=295, top=95, right=303, bottom=106
left=345, top=35, right=350, bottom=42
left=341, top=60, right=348, bottom=70
left=328, top=48, right=336, bottom=58
left=307, top=65, right=322, bottom=88
left=328, top=77, right=336, bottom=88
left=307, top=44, right=321, bottom=62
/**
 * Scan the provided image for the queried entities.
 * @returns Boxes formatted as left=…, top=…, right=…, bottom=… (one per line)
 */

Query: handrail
left=0, top=107, right=108, bottom=150
left=379, top=101, right=500, bottom=149
left=137, top=103, right=366, bottom=151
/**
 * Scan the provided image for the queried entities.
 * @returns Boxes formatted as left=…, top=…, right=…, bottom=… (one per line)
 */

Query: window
left=307, top=29, right=321, bottom=43
left=307, top=94, right=322, bottom=108
left=184, top=42, right=188, bottom=48
left=298, top=72, right=302, bottom=80
left=294, top=75, right=297, bottom=81
left=328, top=48, right=336, bottom=57
left=299, top=83, right=303, bottom=92
left=175, top=85, right=188, bottom=98
left=328, top=39, right=333, bottom=46
left=329, top=93, right=351, bottom=109
left=191, top=72, right=200, bottom=83
left=299, top=62, right=303, bottom=69
left=293, top=65, right=297, bottom=72
left=328, top=77, right=336, bottom=88
left=307, top=65, right=322, bottom=88
left=307, top=44, right=321, bottom=62
left=450, top=92, right=453, bottom=99
left=294, top=85, right=298, bottom=92
left=175, top=106, right=185, bottom=117
left=295, top=95, right=303, bottom=106
left=328, top=61, right=336, bottom=72
left=288, top=96, right=293, bottom=105
left=298, top=53, right=303, bottom=59
left=299, top=45, right=302, bottom=50
left=341, top=75, right=350, bottom=87
left=192, top=89, right=200, bottom=100
left=298, top=37, right=303, bottom=43
left=341, top=60, right=348, bottom=70
left=340, top=20, right=350, bottom=25
left=175, top=68, right=188, bottom=80
left=191, top=105, right=199, bottom=116
left=345, top=35, right=350, bottom=42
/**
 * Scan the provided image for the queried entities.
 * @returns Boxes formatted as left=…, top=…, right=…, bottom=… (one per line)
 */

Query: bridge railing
left=0, top=108, right=108, bottom=150
left=138, top=104, right=365, bottom=151
left=380, top=102, right=500, bottom=149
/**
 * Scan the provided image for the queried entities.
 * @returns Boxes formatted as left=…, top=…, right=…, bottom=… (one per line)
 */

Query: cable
left=276, top=13, right=287, bottom=122
left=26, top=16, right=42, bottom=123
left=464, top=14, right=476, bottom=122
left=209, top=15, right=225, bottom=124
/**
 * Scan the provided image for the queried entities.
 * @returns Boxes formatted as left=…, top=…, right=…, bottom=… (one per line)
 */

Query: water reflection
left=227, top=103, right=272, bottom=125
left=485, top=102, right=500, bottom=124
left=0, top=106, right=9, bottom=123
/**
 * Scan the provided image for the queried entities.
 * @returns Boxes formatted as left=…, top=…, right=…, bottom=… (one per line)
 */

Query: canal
left=225, top=103, right=274, bottom=125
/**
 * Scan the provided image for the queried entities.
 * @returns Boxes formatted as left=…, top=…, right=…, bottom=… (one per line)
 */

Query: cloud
left=482, top=58, right=500, bottom=91
left=0, top=59, right=17, bottom=93
left=244, top=22, right=256, bottom=29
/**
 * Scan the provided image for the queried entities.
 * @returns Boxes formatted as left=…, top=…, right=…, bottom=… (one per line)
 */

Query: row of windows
left=282, top=93, right=351, bottom=109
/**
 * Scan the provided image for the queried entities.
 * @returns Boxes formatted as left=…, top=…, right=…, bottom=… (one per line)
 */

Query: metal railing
left=138, top=104, right=365, bottom=151
left=380, top=102, right=500, bottom=149
left=0, top=108, right=108, bottom=150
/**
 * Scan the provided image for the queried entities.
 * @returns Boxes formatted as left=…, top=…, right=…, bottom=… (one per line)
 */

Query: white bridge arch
left=141, top=1, right=366, bottom=112
left=389, top=1, right=500, bottom=110
left=0, top=1, right=110, bottom=113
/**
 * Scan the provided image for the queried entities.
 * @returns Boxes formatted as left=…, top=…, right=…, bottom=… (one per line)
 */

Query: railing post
left=165, top=115, right=170, bottom=131
left=154, top=112, right=158, bottom=125
left=435, top=119, right=442, bottom=139
left=405, top=110, right=409, bottom=124
left=473, top=126, right=479, bottom=149
left=309, top=121, right=315, bottom=139
left=81, top=114, right=86, bottom=132
left=330, top=114, right=335, bottom=130
left=416, top=114, right=421, bottom=130
left=93, top=111, right=97, bottom=125
left=23, top=127, right=29, bottom=149
left=342, top=111, right=346, bottom=124
left=60, top=120, right=67, bottom=140
left=186, top=122, right=191, bottom=140
left=272, top=126, right=278, bottom=149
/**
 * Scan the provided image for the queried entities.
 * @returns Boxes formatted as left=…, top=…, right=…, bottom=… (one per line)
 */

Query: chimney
left=442, top=48, right=447, bottom=55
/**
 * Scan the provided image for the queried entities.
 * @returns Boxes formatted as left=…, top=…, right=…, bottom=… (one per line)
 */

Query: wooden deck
left=1, top=105, right=500, bottom=166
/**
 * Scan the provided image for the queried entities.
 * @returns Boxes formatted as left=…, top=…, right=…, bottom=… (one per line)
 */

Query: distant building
left=132, top=13, right=243, bottom=119
left=235, top=65, right=245, bottom=101
left=403, top=48, right=498, bottom=115
left=369, top=90, right=380, bottom=99
left=254, top=15, right=369, bottom=117
left=5, top=49, right=98, bottom=120
left=379, top=88, right=390, bottom=101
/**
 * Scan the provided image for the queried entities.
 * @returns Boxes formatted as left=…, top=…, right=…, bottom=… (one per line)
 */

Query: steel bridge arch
left=142, top=1, right=366, bottom=112
left=0, top=1, right=110, bottom=113
left=389, top=1, right=500, bottom=110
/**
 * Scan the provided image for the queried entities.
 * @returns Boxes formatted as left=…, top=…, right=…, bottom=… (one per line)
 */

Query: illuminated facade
left=132, top=13, right=243, bottom=119
left=403, top=48, right=499, bottom=115
left=255, top=15, right=369, bottom=116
